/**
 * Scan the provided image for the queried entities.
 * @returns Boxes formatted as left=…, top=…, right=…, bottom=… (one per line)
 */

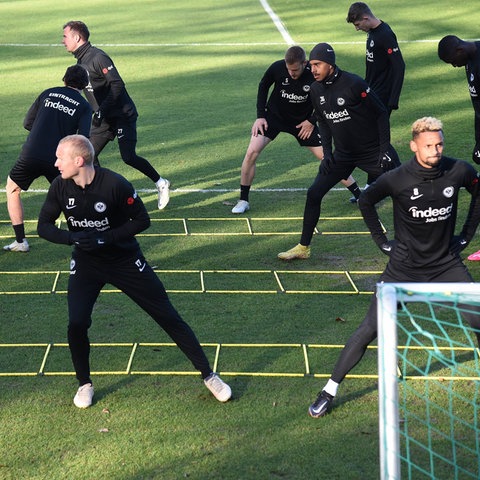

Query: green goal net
left=377, top=283, right=480, bottom=480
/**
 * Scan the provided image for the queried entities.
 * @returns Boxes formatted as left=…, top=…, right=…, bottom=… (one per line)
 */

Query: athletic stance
left=346, top=2, right=405, bottom=199
left=231, top=46, right=360, bottom=214
left=438, top=35, right=480, bottom=261
left=62, top=21, right=170, bottom=210
left=4, top=65, right=91, bottom=253
left=278, top=43, right=399, bottom=261
left=37, top=135, right=231, bottom=408
left=309, top=117, right=480, bottom=418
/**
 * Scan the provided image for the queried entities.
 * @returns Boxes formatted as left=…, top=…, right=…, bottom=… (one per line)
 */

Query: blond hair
left=411, top=117, right=443, bottom=139
left=58, top=134, right=95, bottom=165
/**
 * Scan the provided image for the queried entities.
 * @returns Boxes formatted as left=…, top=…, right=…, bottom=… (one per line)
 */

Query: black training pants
left=67, top=251, right=211, bottom=385
left=330, top=258, right=480, bottom=384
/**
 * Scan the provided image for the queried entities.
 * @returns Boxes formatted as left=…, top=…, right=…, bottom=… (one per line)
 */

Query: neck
left=74, top=166, right=96, bottom=188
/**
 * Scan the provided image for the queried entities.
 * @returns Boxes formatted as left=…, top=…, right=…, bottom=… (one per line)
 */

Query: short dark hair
left=438, top=35, right=461, bottom=63
left=63, top=21, right=90, bottom=41
left=346, top=2, right=373, bottom=23
left=285, top=46, right=306, bottom=64
left=63, top=65, right=89, bottom=90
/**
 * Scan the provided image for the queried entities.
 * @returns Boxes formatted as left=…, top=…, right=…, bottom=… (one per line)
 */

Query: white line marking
left=0, top=39, right=460, bottom=48
left=258, top=0, right=295, bottom=45
left=0, top=187, right=348, bottom=194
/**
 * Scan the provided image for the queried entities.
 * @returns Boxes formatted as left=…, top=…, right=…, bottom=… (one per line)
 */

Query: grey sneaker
left=156, top=177, right=170, bottom=210
left=231, top=200, right=250, bottom=214
left=3, top=239, right=29, bottom=252
left=204, top=373, right=232, bottom=402
left=73, top=383, right=94, bottom=408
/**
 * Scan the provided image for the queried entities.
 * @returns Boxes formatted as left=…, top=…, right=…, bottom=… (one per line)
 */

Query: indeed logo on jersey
left=67, top=216, right=110, bottom=228
left=280, top=90, right=309, bottom=103
left=324, top=108, right=351, bottom=123
left=409, top=203, right=453, bottom=223
left=44, top=98, right=77, bottom=116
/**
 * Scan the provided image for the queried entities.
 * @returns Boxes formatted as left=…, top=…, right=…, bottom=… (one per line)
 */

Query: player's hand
left=379, top=240, right=398, bottom=257
left=449, top=236, right=468, bottom=256
left=92, top=110, right=103, bottom=128
left=70, top=230, right=112, bottom=251
left=472, top=144, right=480, bottom=164
left=379, top=151, right=395, bottom=172
left=296, top=120, right=314, bottom=140
left=252, top=118, right=268, bottom=136
left=319, top=154, right=335, bottom=175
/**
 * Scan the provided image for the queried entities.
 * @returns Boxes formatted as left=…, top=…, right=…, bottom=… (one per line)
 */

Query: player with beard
left=37, top=135, right=232, bottom=408
left=308, top=117, right=480, bottom=418
left=231, top=46, right=360, bottom=214
left=278, top=43, right=399, bottom=261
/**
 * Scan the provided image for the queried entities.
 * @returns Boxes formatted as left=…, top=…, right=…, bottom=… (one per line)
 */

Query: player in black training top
left=278, top=42, right=400, bottom=261
left=4, top=65, right=91, bottom=253
left=438, top=35, right=480, bottom=261
left=308, top=117, right=480, bottom=418
left=346, top=2, right=405, bottom=115
left=37, top=135, right=232, bottom=408
left=231, top=46, right=361, bottom=214
left=62, top=21, right=170, bottom=210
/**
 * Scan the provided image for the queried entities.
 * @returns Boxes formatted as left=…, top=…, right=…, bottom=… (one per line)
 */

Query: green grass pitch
left=1, top=0, right=480, bottom=478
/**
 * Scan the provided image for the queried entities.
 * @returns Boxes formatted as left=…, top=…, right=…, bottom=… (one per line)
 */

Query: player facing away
left=62, top=21, right=170, bottom=210
left=278, top=43, right=399, bottom=261
left=37, top=135, right=231, bottom=408
left=231, top=45, right=361, bottom=214
left=438, top=35, right=480, bottom=261
left=308, top=117, right=480, bottom=418
left=4, top=65, right=92, bottom=253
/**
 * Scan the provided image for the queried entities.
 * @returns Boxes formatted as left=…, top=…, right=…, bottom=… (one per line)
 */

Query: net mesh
left=379, top=285, right=480, bottom=480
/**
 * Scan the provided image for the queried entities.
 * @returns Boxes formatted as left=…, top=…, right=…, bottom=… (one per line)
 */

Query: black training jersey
left=73, top=42, right=137, bottom=120
left=37, top=167, right=150, bottom=260
left=359, top=156, right=480, bottom=268
left=21, top=86, right=92, bottom=161
left=256, top=59, right=316, bottom=125
left=310, top=68, right=389, bottom=159
left=365, top=21, right=405, bottom=111
left=465, top=41, right=480, bottom=143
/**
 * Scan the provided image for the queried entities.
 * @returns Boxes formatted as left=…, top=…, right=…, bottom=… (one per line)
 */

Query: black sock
left=240, top=185, right=250, bottom=202
left=13, top=223, right=25, bottom=243
left=347, top=182, right=361, bottom=200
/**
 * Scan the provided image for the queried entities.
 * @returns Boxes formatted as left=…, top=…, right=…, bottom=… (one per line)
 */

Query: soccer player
left=346, top=2, right=405, bottom=201
left=346, top=2, right=405, bottom=116
left=37, top=135, right=232, bottom=408
left=231, top=45, right=361, bottom=214
left=4, top=65, right=92, bottom=253
left=62, top=21, right=170, bottom=210
left=308, top=117, right=480, bottom=418
left=438, top=35, right=480, bottom=261
left=278, top=43, right=399, bottom=261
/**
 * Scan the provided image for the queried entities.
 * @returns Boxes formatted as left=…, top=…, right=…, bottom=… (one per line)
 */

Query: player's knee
left=6, top=177, right=22, bottom=196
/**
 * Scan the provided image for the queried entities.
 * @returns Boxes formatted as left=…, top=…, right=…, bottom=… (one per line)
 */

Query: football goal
left=377, top=283, right=480, bottom=480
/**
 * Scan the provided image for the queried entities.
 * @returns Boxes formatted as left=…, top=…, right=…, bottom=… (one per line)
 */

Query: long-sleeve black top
left=359, top=155, right=480, bottom=268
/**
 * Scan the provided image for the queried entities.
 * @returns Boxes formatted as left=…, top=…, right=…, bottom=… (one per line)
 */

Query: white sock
left=323, top=379, right=339, bottom=397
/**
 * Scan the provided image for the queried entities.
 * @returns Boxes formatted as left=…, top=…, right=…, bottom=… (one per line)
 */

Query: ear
left=410, top=139, right=418, bottom=153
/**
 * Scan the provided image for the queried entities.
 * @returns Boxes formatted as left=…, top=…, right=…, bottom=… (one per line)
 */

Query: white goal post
left=377, top=282, right=480, bottom=480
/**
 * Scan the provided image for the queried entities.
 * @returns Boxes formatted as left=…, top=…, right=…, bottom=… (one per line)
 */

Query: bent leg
left=6, top=176, right=24, bottom=226
left=111, top=256, right=212, bottom=377
left=240, top=135, right=271, bottom=186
